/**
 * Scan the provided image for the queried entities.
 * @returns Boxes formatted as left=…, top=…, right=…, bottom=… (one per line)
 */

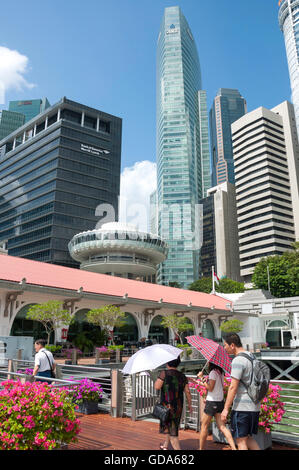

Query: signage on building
left=80, top=143, right=110, bottom=156
left=166, top=28, right=179, bottom=35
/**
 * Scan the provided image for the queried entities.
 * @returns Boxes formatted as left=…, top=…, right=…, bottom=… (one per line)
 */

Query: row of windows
left=240, top=251, right=285, bottom=267
left=239, top=232, right=295, bottom=249
left=238, top=188, right=292, bottom=209
left=238, top=200, right=293, bottom=219
left=238, top=210, right=294, bottom=230
left=232, top=117, right=283, bottom=140
left=233, top=135, right=286, bottom=158
left=232, top=124, right=284, bottom=147
left=239, top=222, right=295, bottom=239
left=236, top=176, right=290, bottom=196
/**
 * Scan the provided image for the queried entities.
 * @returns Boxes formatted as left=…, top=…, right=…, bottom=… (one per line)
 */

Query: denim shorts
left=204, top=400, right=224, bottom=417
left=230, top=410, right=260, bottom=439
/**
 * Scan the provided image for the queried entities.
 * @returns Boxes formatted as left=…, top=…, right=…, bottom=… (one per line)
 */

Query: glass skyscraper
left=9, top=98, right=50, bottom=123
left=0, top=110, right=25, bottom=141
left=279, top=0, right=299, bottom=138
left=209, top=88, right=247, bottom=187
left=0, top=97, right=122, bottom=267
left=156, top=6, right=207, bottom=288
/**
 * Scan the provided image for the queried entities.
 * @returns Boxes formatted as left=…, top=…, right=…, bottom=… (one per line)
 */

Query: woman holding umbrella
left=154, top=356, right=193, bottom=451
left=197, top=363, right=236, bottom=450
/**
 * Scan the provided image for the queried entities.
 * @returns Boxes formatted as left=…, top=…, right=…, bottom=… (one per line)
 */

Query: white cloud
left=119, top=160, right=157, bottom=232
left=0, top=46, right=35, bottom=104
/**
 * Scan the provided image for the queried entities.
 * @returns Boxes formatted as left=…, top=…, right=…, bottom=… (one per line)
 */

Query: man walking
left=221, top=333, right=260, bottom=450
left=32, top=339, right=56, bottom=381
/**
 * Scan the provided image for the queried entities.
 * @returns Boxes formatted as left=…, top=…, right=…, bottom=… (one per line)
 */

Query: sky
left=0, top=0, right=291, bottom=229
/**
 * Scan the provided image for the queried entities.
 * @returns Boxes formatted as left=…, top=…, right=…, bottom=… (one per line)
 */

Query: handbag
left=152, top=403, right=170, bottom=425
left=42, top=351, right=56, bottom=378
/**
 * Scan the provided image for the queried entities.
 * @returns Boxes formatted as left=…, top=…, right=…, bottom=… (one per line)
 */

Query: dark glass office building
left=199, top=194, right=216, bottom=278
left=0, top=110, right=25, bottom=141
left=0, top=97, right=122, bottom=267
left=209, top=89, right=247, bottom=186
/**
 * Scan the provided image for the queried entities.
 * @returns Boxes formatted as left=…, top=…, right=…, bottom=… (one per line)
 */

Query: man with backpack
left=221, top=333, right=270, bottom=450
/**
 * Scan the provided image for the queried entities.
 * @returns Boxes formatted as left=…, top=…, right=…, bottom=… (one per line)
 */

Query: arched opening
left=113, top=313, right=139, bottom=345
left=202, top=319, right=215, bottom=340
left=10, top=304, right=54, bottom=343
left=67, top=308, right=105, bottom=352
left=148, top=315, right=169, bottom=344
left=266, top=320, right=292, bottom=348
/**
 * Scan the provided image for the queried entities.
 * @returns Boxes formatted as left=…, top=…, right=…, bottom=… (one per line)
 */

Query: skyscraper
left=0, top=97, right=122, bottom=267
left=0, top=110, right=25, bottom=141
left=156, top=6, right=206, bottom=288
left=279, top=0, right=299, bottom=138
left=210, top=89, right=247, bottom=187
left=9, top=98, right=50, bottom=123
left=232, top=101, right=299, bottom=282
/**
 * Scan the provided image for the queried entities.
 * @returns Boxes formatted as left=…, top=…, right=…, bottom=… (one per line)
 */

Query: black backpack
left=238, top=353, right=271, bottom=404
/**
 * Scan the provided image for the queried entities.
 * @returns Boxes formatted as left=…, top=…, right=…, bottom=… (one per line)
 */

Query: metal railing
left=270, top=379, right=299, bottom=446
left=122, top=372, right=159, bottom=420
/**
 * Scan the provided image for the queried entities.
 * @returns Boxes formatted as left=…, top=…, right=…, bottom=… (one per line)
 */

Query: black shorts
left=230, top=411, right=260, bottom=439
left=204, top=400, right=224, bottom=417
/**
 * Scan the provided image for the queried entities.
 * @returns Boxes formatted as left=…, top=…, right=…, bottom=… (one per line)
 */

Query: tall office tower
left=279, top=0, right=299, bottom=138
left=198, top=90, right=211, bottom=197
left=232, top=101, right=299, bottom=282
left=9, top=98, right=50, bottom=123
left=210, top=89, right=247, bottom=187
left=156, top=6, right=205, bottom=289
left=199, top=182, right=241, bottom=281
left=0, top=110, right=25, bottom=141
left=0, top=97, right=122, bottom=267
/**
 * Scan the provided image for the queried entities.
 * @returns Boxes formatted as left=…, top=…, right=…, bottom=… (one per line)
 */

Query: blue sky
left=0, top=0, right=290, bottom=173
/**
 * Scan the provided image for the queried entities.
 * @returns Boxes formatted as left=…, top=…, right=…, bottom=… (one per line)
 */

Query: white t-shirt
left=206, top=370, right=224, bottom=402
left=34, top=348, right=54, bottom=372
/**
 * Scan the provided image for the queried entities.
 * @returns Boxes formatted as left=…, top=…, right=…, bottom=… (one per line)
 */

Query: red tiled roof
left=0, top=254, right=231, bottom=311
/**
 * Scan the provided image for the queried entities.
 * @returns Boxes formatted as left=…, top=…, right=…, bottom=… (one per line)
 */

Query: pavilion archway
left=148, top=315, right=169, bottom=344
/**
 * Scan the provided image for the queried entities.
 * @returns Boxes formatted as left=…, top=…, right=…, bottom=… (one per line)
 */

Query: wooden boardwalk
left=68, top=413, right=298, bottom=451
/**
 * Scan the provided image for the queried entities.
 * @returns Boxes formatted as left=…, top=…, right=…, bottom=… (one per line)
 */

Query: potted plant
left=95, top=346, right=110, bottom=364
left=176, top=344, right=192, bottom=360
left=189, top=377, right=285, bottom=450
left=108, top=345, right=124, bottom=362
left=64, top=347, right=82, bottom=365
left=0, top=380, right=81, bottom=450
left=70, top=378, right=103, bottom=415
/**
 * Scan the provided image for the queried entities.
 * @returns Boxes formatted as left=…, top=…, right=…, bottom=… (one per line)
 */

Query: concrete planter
left=212, top=422, right=272, bottom=450
left=77, top=400, right=99, bottom=415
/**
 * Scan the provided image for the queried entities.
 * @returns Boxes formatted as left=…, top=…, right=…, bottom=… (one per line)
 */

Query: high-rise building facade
left=199, top=182, right=241, bottom=282
left=0, top=110, right=25, bottom=141
left=9, top=98, right=50, bottom=123
left=279, top=0, right=299, bottom=138
left=198, top=90, right=211, bottom=197
left=210, top=89, right=247, bottom=187
left=156, top=6, right=206, bottom=289
left=0, top=97, right=122, bottom=267
left=232, top=102, right=299, bottom=282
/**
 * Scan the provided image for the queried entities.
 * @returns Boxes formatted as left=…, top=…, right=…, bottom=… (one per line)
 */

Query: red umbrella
left=186, top=335, right=231, bottom=374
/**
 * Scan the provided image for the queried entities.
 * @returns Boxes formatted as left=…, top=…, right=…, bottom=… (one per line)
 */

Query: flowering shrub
left=0, top=380, right=81, bottom=450
left=189, top=376, right=285, bottom=433
left=70, top=378, right=103, bottom=404
left=65, top=347, right=82, bottom=359
left=17, top=368, right=33, bottom=375
left=96, top=346, right=110, bottom=358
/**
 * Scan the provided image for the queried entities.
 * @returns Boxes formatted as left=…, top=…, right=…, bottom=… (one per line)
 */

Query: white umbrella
left=122, top=344, right=183, bottom=375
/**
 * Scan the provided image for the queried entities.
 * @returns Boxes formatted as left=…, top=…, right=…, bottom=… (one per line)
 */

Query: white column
left=81, top=112, right=85, bottom=127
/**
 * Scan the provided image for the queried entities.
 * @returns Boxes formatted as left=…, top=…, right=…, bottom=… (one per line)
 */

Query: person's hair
left=223, top=333, right=242, bottom=348
left=167, top=356, right=181, bottom=368
left=35, top=339, right=47, bottom=347
left=208, top=362, right=224, bottom=375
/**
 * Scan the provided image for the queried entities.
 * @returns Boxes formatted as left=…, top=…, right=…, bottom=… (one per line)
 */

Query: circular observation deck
left=68, top=222, right=168, bottom=279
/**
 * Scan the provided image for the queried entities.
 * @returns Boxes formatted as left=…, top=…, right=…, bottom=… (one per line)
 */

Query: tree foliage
left=160, top=315, right=194, bottom=343
left=252, top=243, right=299, bottom=298
left=220, top=319, right=244, bottom=334
left=26, top=301, right=73, bottom=345
left=86, top=305, right=126, bottom=345
left=188, top=277, right=245, bottom=294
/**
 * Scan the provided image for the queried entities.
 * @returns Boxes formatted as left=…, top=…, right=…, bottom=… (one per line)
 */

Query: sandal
left=159, top=443, right=168, bottom=450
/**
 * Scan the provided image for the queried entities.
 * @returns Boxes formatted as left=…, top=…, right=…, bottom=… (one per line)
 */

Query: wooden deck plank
left=68, top=413, right=298, bottom=451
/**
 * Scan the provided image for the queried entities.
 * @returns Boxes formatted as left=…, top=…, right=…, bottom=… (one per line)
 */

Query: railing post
left=131, top=374, right=137, bottom=421
left=111, top=369, right=123, bottom=418
left=7, top=359, right=13, bottom=380
left=71, top=349, right=77, bottom=365
left=56, top=364, right=62, bottom=379
left=95, top=348, right=100, bottom=364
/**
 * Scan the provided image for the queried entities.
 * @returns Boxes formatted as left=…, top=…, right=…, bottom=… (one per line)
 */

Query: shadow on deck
left=68, top=413, right=298, bottom=451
